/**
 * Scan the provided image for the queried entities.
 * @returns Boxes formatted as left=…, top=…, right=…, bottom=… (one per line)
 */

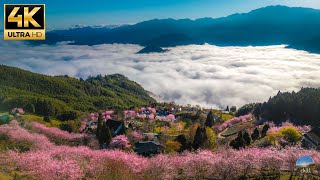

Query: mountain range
left=37, top=6, right=320, bottom=53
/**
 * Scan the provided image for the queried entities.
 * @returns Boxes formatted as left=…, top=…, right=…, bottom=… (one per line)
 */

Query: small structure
left=105, top=120, right=126, bottom=137
left=303, top=127, right=320, bottom=150
left=213, top=114, right=221, bottom=122
left=143, top=133, right=159, bottom=141
left=134, top=141, right=163, bottom=156
left=221, top=110, right=230, bottom=114
left=85, top=120, right=126, bottom=137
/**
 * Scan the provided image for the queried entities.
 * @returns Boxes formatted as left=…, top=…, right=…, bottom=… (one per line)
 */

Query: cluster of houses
left=85, top=107, right=173, bottom=155
left=84, top=106, right=320, bottom=154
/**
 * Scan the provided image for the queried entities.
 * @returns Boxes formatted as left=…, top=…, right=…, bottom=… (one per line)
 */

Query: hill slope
left=0, top=65, right=156, bottom=118
left=237, top=88, right=320, bottom=127
left=38, top=6, right=320, bottom=53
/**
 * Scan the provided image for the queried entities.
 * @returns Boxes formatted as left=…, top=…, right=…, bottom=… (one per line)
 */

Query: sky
left=296, top=156, right=315, bottom=168
left=1, top=0, right=320, bottom=29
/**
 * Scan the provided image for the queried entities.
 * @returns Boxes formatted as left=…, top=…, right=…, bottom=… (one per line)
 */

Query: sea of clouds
left=1, top=41, right=320, bottom=109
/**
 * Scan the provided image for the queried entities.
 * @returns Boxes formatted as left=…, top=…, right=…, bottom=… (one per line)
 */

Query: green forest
left=237, top=88, right=320, bottom=127
left=0, top=65, right=156, bottom=120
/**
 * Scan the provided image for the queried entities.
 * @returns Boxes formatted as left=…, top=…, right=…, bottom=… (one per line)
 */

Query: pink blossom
left=105, top=111, right=114, bottom=115
left=147, top=107, right=156, bottom=114
left=129, top=131, right=143, bottom=142
left=218, top=114, right=252, bottom=132
left=110, top=135, right=131, bottom=150
left=157, top=114, right=176, bottom=122
left=0, top=121, right=53, bottom=150
left=267, top=121, right=312, bottom=135
left=105, top=115, right=112, bottom=120
left=30, top=122, right=84, bottom=143
left=148, top=113, right=155, bottom=120
left=124, top=110, right=136, bottom=118
left=11, top=107, right=25, bottom=115
left=3, top=114, right=320, bottom=180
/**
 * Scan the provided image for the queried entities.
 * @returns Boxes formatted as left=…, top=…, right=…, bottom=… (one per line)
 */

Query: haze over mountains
left=40, top=6, right=320, bottom=53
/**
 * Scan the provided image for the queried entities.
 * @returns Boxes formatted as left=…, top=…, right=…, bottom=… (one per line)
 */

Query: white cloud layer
left=1, top=41, right=320, bottom=109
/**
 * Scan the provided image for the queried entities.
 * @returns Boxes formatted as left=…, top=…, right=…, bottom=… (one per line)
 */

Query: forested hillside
left=0, top=65, right=156, bottom=120
left=237, top=88, right=320, bottom=126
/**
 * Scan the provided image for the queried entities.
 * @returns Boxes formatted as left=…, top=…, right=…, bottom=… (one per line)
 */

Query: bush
left=0, top=134, right=32, bottom=152
left=279, top=127, right=302, bottom=144
left=57, top=111, right=78, bottom=121
left=43, top=116, right=51, bottom=123
left=60, top=120, right=81, bottom=133
left=165, top=140, right=181, bottom=153
left=93, top=160, right=137, bottom=180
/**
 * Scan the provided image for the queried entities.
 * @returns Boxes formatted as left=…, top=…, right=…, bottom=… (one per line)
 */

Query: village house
left=86, top=119, right=126, bottom=137
left=134, top=141, right=163, bottom=156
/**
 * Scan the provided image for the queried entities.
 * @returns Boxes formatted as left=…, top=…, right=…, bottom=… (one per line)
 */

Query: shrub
left=43, top=116, right=50, bottom=123
left=279, top=127, right=302, bottom=144
left=164, top=140, right=181, bottom=153
left=110, top=135, right=131, bottom=150
left=0, top=134, right=32, bottom=152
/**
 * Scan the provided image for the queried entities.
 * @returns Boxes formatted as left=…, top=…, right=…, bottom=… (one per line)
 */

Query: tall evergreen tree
left=195, top=110, right=202, bottom=119
left=122, top=120, right=127, bottom=135
left=261, top=124, right=270, bottom=137
left=175, top=134, right=190, bottom=152
left=100, top=124, right=112, bottom=146
left=251, top=127, right=260, bottom=141
left=193, top=127, right=207, bottom=150
left=230, top=131, right=245, bottom=149
left=205, top=111, right=214, bottom=127
left=243, top=130, right=251, bottom=146
left=96, top=113, right=103, bottom=138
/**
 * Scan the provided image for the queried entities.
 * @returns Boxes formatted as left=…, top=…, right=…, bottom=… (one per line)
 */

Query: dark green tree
left=251, top=127, right=260, bottom=141
left=230, top=131, right=245, bottom=149
left=205, top=111, right=214, bottom=127
left=175, top=134, right=190, bottom=152
left=60, top=123, right=73, bottom=133
left=99, top=124, right=112, bottom=146
left=243, top=130, right=251, bottom=146
left=96, top=113, right=112, bottom=148
left=225, top=106, right=230, bottom=112
left=261, top=124, right=270, bottom=137
left=230, top=106, right=237, bottom=112
left=24, top=103, right=35, bottom=114
left=96, top=113, right=103, bottom=138
left=193, top=127, right=207, bottom=150
left=195, top=110, right=202, bottom=119
left=56, top=111, right=78, bottom=121
left=43, top=100, right=55, bottom=116
left=122, top=120, right=127, bottom=135
left=43, top=116, right=51, bottom=123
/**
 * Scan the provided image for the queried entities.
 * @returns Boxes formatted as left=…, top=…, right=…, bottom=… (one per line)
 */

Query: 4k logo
left=4, top=4, right=45, bottom=40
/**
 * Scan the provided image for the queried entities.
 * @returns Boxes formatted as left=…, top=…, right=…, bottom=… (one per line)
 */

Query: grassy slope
left=0, top=65, right=156, bottom=113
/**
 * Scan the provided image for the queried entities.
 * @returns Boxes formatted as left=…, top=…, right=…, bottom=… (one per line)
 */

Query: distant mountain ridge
left=37, top=6, right=320, bottom=53
left=137, top=46, right=168, bottom=54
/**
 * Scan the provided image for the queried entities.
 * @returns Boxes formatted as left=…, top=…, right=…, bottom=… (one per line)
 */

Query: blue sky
left=296, top=156, right=315, bottom=168
left=1, top=0, right=320, bottom=29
